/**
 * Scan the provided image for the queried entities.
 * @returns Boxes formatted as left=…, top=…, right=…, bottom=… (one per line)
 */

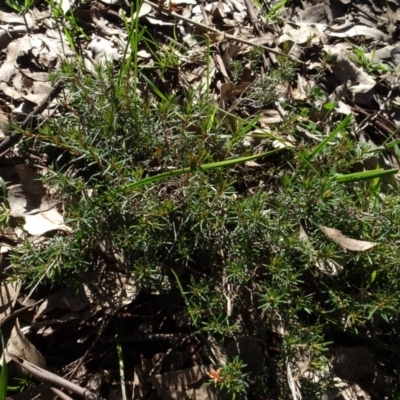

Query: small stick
left=7, top=353, right=96, bottom=399
left=49, top=387, right=75, bottom=400
left=66, top=316, right=111, bottom=381
left=242, top=0, right=263, bottom=36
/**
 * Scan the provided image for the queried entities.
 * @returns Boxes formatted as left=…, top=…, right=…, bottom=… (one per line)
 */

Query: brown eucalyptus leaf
left=326, top=25, right=392, bottom=43
left=0, top=280, right=21, bottom=324
left=0, top=109, right=8, bottom=137
left=15, top=165, right=46, bottom=197
left=319, top=225, right=378, bottom=251
left=5, top=318, right=47, bottom=368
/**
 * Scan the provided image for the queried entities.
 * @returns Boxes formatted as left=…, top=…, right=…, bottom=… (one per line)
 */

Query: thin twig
left=66, top=316, right=111, bottom=381
left=115, top=321, right=128, bottom=400
left=7, top=353, right=96, bottom=399
left=0, top=299, right=43, bottom=328
left=242, top=0, right=263, bottom=36
left=49, top=387, right=75, bottom=400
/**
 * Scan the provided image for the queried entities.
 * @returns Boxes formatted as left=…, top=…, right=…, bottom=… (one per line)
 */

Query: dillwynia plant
left=6, top=7, right=400, bottom=400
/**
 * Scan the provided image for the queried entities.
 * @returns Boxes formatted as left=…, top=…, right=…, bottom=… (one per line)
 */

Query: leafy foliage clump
left=9, top=55, right=400, bottom=398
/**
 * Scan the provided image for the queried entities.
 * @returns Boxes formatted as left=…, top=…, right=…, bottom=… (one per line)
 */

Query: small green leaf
left=323, top=101, right=337, bottom=110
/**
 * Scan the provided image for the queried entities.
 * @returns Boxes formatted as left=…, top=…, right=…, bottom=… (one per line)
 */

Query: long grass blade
left=114, top=322, right=127, bottom=400
left=306, top=114, right=352, bottom=165
left=0, top=331, right=7, bottom=400
left=126, top=147, right=285, bottom=190
left=334, top=168, right=398, bottom=183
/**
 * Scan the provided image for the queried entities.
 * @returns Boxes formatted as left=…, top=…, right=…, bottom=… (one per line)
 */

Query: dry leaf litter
left=0, top=0, right=399, bottom=399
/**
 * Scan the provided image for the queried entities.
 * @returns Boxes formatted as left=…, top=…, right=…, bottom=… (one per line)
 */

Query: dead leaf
left=319, top=225, right=378, bottom=251
left=0, top=10, right=34, bottom=29
left=0, top=36, right=32, bottom=83
left=15, top=165, right=46, bottom=197
left=0, top=81, right=23, bottom=101
left=280, top=23, right=327, bottom=45
left=8, top=184, right=70, bottom=236
left=30, top=33, right=75, bottom=68
left=88, top=37, right=120, bottom=65
left=83, top=269, right=140, bottom=313
left=0, top=279, right=21, bottom=325
left=259, top=109, right=283, bottom=125
left=10, top=166, right=70, bottom=235
left=211, top=0, right=226, bottom=19
left=296, top=3, right=326, bottom=23
left=54, top=0, right=73, bottom=14
left=148, top=364, right=213, bottom=389
left=132, top=3, right=153, bottom=19
left=220, top=81, right=252, bottom=102
left=0, top=109, right=9, bottom=137
left=5, top=318, right=47, bottom=368
left=326, top=24, right=392, bottom=43
left=205, top=32, right=225, bottom=44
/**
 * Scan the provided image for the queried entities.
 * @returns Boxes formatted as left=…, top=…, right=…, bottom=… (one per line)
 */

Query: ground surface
left=0, top=0, right=400, bottom=399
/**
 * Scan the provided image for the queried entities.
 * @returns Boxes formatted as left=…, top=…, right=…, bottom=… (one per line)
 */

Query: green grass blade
left=0, top=358, right=7, bottom=400
left=171, top=270, right=220, bottom=366
left=114, top=322, right=127, bottom=400
left=291, top=115, right=353, bottom=181
left=334, top=168, right=398, bottom=183
left=268, top=0, right=287, bottom=17
left=125, top=148, right=285, bottom=190
left=140, top=73, right=168, bottom=102
left=306, top=114, right=353, bottom=165
left=0, top=331, right=7, bottom=400
left=0, top=177, right=8, bottom=209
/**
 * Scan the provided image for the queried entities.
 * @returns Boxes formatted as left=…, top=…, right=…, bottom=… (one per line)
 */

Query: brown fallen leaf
left=5, top=318, right=47, bottom=369
left=319, top=225, right=378, bottom=252
left=83, top=268, right=140, bottom=313
left=220, top=81, right=252, bottom=102
left=147, top=364, right=216, bottom=392
left=326, top=24, right=392, bottom=43
left=15, top=164, right=46, bottom=197
left=0, top=279, right=21, bottom=325
left=8, top=183, right=71, bottom=236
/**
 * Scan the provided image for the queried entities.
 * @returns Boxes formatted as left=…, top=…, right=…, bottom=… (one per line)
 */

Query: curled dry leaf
left=0, top=279, right=21, bottom=324
left=88, top=37, right=120, bottom=65
left=326, top=24, right=392, bottom=43
left=54, top=0, right=73, bottom=14
left=220, top=81, right=252, bottom=102
left=280, top=23, right=327, bottom=44
left=0, top=109, right=8, bottom=137
left=83, top=269, right=140, bottom=313
left=0, top=10, right=34, bottom=29
left=5, top=318, right=47, bottom=369
left=9, top=165, right=71, bottom=236
left=147, top=365, right=218, bottom=399
left=319, top=225, right=378, bottom=252
left=15, top=164, right=46, bottom=197
left=0, top=36, right=32, bottom=83
left=259, top=109, right=282, bottom=125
